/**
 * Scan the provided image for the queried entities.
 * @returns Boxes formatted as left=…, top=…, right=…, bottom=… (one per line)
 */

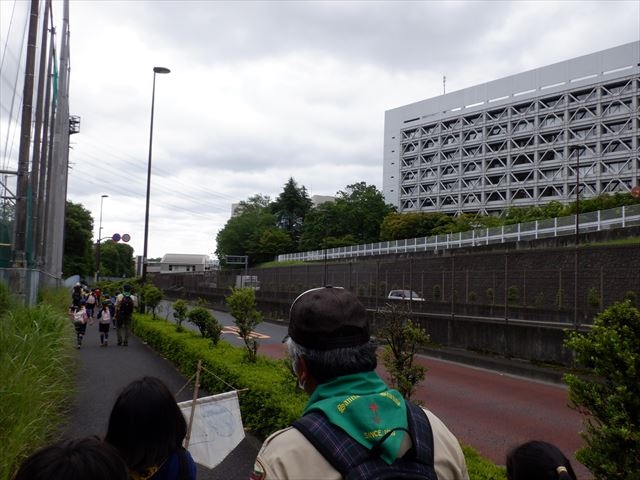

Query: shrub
left=377, top=302, right=429, bottom=400
left=432, top=285, right=441, bottom=301
left=172, top=299, right=188, bottom=332
left=534, top=292, right=545, bottom=307
left=587, top=287, right=600, bottom=310
left=226, top=288, right=262, bottom=363
left=142, top=284, right=164, bottom=319
left=468, top=291, right=477, bottom=303
left=187, top=307, right=223, bottom=345
left=507, top=286, right=519, bottom=305
left=486, top=288, right=494, bottom=305
left=564, top=301, right=640, bottom=479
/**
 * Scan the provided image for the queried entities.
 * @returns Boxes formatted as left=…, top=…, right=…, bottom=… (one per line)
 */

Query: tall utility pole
left=44, top=0, right=70, bottom=282
left=13, top=0, right=40, bottom=268
left=31, top=0, right=51, bottom=268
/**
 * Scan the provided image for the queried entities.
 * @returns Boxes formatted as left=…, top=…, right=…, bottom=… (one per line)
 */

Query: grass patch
left=0, top=284, right=77, bottom=480
left=463, top=445, right=507, bottom=479
left=255, top=259, right=306, bottom=268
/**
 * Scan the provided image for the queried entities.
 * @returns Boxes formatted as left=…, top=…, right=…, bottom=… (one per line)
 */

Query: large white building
left=383, top=41, right=640, bottom=215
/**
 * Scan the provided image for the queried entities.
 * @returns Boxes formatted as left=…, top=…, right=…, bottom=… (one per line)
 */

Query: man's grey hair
left=286, top=337, right=377, bottom=384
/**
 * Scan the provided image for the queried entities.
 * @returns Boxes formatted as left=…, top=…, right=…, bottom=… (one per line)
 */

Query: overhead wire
left=0, top=0, right=29, bottom=173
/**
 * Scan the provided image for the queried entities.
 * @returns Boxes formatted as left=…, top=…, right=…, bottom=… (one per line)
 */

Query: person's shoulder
left=258, top=426, right=318, bottom=460
left=420, top=407, right=470, bottom=480
left=256, top=426, right=340, bottom=480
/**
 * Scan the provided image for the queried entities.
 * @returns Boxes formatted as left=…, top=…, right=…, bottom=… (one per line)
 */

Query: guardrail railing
left=277, top=204, right=640, bottom=262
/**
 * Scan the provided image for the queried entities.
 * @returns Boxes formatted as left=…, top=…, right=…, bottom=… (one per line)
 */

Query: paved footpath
left=61, top=323, right=261, bottom=480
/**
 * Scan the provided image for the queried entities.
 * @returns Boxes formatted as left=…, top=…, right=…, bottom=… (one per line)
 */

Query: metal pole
left=573, top=146, right=580, bottom=330
left=96, top=194, right=108, bottom=282
left=142, top=67, right=170, bottom=284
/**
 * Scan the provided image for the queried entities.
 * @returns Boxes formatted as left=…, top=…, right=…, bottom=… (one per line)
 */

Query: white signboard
left=178, top=391, right=245, bottom=469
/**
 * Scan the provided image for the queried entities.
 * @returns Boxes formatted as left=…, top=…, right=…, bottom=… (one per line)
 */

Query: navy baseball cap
left=287, top=286, right=370, bottom=350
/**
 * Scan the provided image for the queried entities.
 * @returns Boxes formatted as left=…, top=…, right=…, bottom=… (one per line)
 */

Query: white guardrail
left=277, top=204, right=640, bottom=262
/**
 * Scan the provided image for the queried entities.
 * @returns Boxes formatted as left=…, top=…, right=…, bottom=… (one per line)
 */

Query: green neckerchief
left=304, top=371, right=407, bottom=464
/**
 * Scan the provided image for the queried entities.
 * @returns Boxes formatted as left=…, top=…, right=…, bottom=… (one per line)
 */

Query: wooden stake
left=184, top=360, right=202, bottom=449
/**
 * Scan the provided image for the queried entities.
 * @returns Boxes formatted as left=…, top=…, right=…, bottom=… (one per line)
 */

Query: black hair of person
left=14, top=436, right=128, bottom=480
left=506, top=440, right=577, bottom=480
left=105, top=376, right=188, bottom=474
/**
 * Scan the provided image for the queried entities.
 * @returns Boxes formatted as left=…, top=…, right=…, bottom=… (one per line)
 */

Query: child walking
left=97, top=301, right=112, bottom=347
left=69, top=301, right=89, bottom=349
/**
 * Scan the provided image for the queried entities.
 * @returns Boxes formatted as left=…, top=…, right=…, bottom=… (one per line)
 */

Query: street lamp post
left=142, top=66, right=170, bottom=284
left=95, top=194, right=108, bottom=283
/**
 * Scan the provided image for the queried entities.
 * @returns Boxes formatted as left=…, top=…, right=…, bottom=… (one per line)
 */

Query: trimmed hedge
left=133, top=315, right=307, bottom=438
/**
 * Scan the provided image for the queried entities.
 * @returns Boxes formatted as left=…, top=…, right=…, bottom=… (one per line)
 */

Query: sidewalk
left=61, top=324, right=261, bottom=480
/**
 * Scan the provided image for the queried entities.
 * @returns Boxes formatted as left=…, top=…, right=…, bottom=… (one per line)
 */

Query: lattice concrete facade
left=383, top=42, right=640, bottom=215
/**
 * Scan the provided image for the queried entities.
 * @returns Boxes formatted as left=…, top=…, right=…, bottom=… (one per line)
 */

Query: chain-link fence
left=154, top=244, right=639, bottom=327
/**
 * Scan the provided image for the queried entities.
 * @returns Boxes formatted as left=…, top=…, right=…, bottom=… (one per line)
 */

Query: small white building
left=160, top=254, right=213, bottom=273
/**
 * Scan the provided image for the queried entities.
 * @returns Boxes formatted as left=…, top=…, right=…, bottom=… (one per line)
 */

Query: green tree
left=300, top=182, right=394, bottom=250
left=172, top=299, right=188, bottom=332
left=216, top=201, right=276, bottom=266
left=271, top=178, right=313, bottom=245
left=380, top=211, right=455, bottom=241
left=564, top=301, right=640, bottom=479
left=98, top=240, right=135, bottom=278
left=226, top=287, right=263, bottom=362
left=335, top=182, right=395, bottom=244
left=377, top=302, right=430, bottom=400
left=246, top=227, right=294, bottom=264
left=141, top=284, right=164, bottom=319
left=187, top=307, right=223, bottom=345
left=63, top=201, right=93, bottom=278
left=237, top=194, right=272, bottom=214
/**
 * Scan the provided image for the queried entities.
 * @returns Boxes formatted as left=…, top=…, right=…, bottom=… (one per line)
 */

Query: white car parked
left=387, top=289, right=425, bottom=301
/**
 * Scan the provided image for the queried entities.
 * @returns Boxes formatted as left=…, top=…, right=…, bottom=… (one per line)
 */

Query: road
left=160, top=302, right=590, bottom=478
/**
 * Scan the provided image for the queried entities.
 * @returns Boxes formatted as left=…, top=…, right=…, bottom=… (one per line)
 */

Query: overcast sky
left=1, top=1, right=638, bottom=260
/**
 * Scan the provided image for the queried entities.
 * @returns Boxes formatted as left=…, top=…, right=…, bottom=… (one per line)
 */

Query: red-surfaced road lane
left=228, top=314, right=592, bottom=479
left=408, top=356, right=589, bottom=479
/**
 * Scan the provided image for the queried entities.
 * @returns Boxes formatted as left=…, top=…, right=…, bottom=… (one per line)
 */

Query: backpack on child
left=73, top=309, right=86, bottom=326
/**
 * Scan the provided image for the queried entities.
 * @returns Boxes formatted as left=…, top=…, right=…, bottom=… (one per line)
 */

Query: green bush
left=486, top=288, right=494, bottom=304
left=226, top=288, right=262, bottom=363
left=377, top=303, right=429, bottom=400
left=172, top=299, right=188, bottom=332
left=187, top=307, right=223, bottom=345
left=142, top=284, right=164, bottom=318
left=133, top=315, right=306, bottom=438
left=507, top=286, right=519, bottom=305
left=564, top=301, right=640, bottom=479
left=432, top=284, right=441, bottom=301
left=534, top=292, right=545, bottom=308
left=587, top=287, right=600, bottom=310
left=0, top=296, right=76, bottom=480
left=462, top=446, right=507, bottom=480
